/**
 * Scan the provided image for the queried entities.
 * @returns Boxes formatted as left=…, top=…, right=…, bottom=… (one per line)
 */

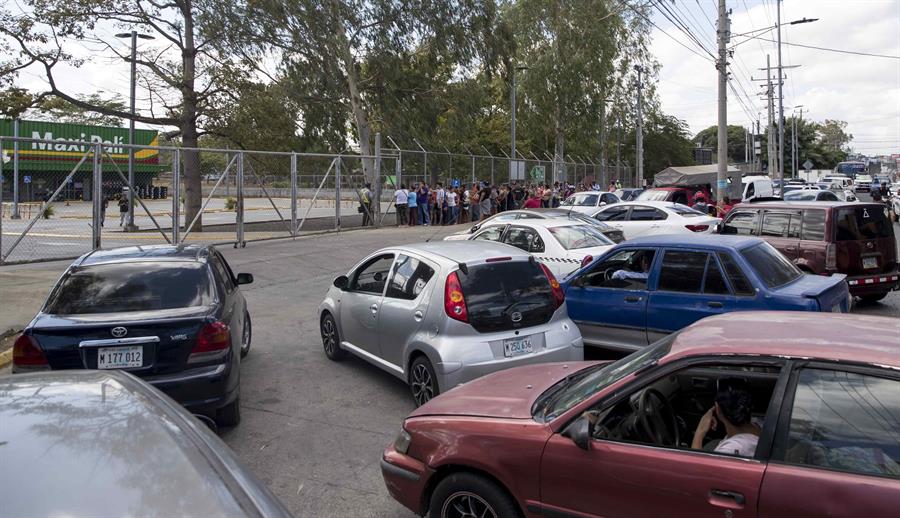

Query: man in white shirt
left=692, top=378, right=761, bottom=458
left=434, top=183, right=446, bottom=226
left=394, top=184, right=408, bottom=226
left=446, top=189, right=458, bottom=224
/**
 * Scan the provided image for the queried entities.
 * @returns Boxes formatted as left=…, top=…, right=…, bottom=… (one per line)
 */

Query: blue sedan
left=562, top=234, right=850, bottom=351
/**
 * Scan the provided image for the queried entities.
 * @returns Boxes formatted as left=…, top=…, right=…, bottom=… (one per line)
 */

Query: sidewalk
left=0, top=260, right=69, bottom=336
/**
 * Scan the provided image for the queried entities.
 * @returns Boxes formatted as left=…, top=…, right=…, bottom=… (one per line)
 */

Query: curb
left=0, top=348, right=11, bottom=369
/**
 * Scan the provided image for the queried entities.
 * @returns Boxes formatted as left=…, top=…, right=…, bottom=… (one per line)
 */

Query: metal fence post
left=92, top=143, right=102, bottom=250
left=172, top=148, right=181, bottom=244
left=0, top=136, right=4, bottom=263
left=236, top=151, right=245, bottom=247
left=374, top=132, right=382, bottom=228
left=11, top=120, right=20, bottom=219
left=290, top=152, right=298, bottom=237
left=396, top=150, right=402, bottom=190
left=335, top=157, right=341, bottom=231
left=470, top=155, right=475, bottom=184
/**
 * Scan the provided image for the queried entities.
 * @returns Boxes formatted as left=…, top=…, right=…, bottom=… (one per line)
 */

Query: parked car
left=720, top=201, right=899, bottom=302
left=783, top=189, right=842, bottom=202
left=12, top=245, right=252, bottom=426
left=590, top=201, right=721, bottom=240
left=871, top=175, right=893, bottom=191
left=381, top=311, right=900, bottom=518
left=613, top=188, right=644, bottom=201
left=560, top=234, right=849, bottom=351
left=0, top=370, right=291, bottom=517
left=636, top=186, right=707, bottom=205
left=559, top=191, right=620, bottom=214
left=318, top=241, right=583, bottom=406
left=444, top=208, right=625, bottom=243
left=463, top=220, right=615, bottom=279
left=855, top=174, right=874, bottom=192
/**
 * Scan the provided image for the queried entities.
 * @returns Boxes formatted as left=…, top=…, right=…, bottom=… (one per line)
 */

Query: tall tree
left=693, top=125, right=750, bottom=164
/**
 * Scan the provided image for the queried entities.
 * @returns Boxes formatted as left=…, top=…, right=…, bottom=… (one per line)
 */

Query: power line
left=653, top=0, right=717, bottom=59
left=756, top=38, right=900, bottom=60
left=627, top=1, right=714, bottom=62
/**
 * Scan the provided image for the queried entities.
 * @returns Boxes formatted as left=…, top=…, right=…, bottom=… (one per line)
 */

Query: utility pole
left=716, top=0, right=729, bottom=205
left=756, top=119, right=762, bottom=172
left=634, top=65, right=644, bottom=188
left=776, top=0, right=785, bottom=186
left=766, top=55, right=776, bottom=176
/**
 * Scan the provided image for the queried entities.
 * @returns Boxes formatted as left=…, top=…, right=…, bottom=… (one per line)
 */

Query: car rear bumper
left=381, top=446, right=433, bottom=515
left=847, top=272, right=900, bottom=296
left=439, top=339, right=584, bottom=390
left=143, top=361, right=238, bottom=414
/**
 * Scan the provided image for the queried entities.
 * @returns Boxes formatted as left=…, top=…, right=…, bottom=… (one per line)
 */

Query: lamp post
left=510, top=65, right=528, bottom=183
left=115, top=30, right=155, bottom=232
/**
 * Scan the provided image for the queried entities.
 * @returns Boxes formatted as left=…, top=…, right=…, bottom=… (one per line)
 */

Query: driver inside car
left=611, top=252, right=652, bottom=282
left=692, top=378, right=761, bottom=457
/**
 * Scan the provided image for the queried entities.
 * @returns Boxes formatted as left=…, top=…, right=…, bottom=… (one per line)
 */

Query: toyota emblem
left=866, top=242, right=874, bottom=249
left=111, top=327, right=128, bottom=338
left=510, top=312, right=523, bottom=323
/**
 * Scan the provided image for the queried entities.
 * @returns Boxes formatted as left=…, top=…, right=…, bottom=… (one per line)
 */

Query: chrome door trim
left=79, top=336, right=161, bottom=348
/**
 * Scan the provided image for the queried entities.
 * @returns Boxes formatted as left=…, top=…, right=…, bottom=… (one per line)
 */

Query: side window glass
left=630, top=207, right=659, bottom=221
left=762, top=212, right=791, bottom=238
left=530, top=232, right=546, bottom=253
left=718, top=252, right=755, bottom=296
left=211, top=255, right=235, bottom=293
left=778, top=369, right=900, bottom=478
left=503, top=227, right=533, bottom=251
left=595, top=207, right=629, bottom=221
left=473, top=226, right=504, bottom=242
left=351, top=254, right=394, bottom=294
left=801, top=210, right=826, bottom=241
left=788, top=212, right=802, bottom=239
left=385, top=255, right=435, bottom=300
left=747, top=183, right=756, bottom=198
left=658, top=250, right=707, bottom=293
left=579, top=249, right=656, bottom=290
left=703, top=255, right=730, bottom=295
left=722, top=211, right=760, bottom=236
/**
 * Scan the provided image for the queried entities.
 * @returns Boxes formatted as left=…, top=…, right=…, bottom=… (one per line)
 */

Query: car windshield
left=669, top=203, right=704, bottom=217
left=636, top=190, right=670, bottom=201
left=835, top=206, right=893, bottom=241
left=45, top=262, right=213, bottom=314
left=741, top=242, right=802, bottom=289
left=548, top=225, right=614, bottom=249
left=535, top=335, right=675, bottom=421
left=784, top=191, right=817, bottom=201
left=563, top=194, right=599, bottom=207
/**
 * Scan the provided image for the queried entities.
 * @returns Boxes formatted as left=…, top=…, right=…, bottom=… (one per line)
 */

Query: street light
left=791, top=105, right=805, bottom=178
left=510, top=64, right=528, bottom=182
left=115, top=31, right=155, bottom=232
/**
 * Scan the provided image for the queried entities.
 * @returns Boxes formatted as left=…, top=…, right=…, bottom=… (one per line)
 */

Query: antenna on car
left=458, top=262, right=469, bottom=275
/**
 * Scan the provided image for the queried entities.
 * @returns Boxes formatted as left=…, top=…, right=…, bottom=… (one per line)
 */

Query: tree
left=31, top=94, right=128, bottom=126
left=621, top=111, right=694, bottom=181
left=693, top=124, right=750, bottom=164
left=818, top=119, right=852, bottom=153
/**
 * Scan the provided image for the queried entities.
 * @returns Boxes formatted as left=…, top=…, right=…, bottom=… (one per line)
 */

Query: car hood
left=409, top=362, right=600, bottom=419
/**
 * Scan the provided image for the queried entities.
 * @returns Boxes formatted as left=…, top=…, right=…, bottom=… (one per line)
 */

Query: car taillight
left=191, top=321, right=231, bottom=355
left=581, top=255, right=593, bottom=268
left=539, top=264, right=565, bottom=309
left=444, top=271, right=468, bottom=322
left=826, top=243, right=837, bottom=271
left=12, top=334, right=49, bottom=371
left=685, top=224, right=710, bottom=232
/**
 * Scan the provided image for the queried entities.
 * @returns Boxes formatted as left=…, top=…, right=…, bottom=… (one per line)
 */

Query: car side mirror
left=569, top=275, right=585, bottom=288
left=236, top=273, right=254, bottom=285
left=333, top=275, right=349, bottom=290
left=562, top=415, right=593, bottom=451
left=471, top=224, right=480, bottom=233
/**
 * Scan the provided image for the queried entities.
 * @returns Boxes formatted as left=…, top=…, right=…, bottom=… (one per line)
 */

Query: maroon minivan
left=720, top=201, right=898, bottom=302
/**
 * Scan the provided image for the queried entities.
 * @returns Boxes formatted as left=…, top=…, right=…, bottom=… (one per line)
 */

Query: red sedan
left=381, top=312, right=900, bottom=518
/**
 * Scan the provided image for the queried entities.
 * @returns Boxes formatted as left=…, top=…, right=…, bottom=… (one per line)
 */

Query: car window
left=703, top=255, right=730, bottom=295
left=45, top=263, right=213, bottom=314
left=746, top=182, right=756, bottom=198
left=718, top=252, right=755, bottom=296
left=835, top=206, right=893, bottom=241
left=210, top=253, right=236, bottom=293
left=722, top=211, right=760, bottom=236
left=350, top=254, right=394, bottom=294
left=385, top=254, right=435, bottom=300
left=637, top=190, right=671, bottom=202
left=670, top=204, right=704, bottom=217
left=578, top=249, right=657, bottom=290
left=566, top=193, right=599, bottom=206
left=457, top=260, right=556, bottom=333
left=601, top=193, right=619, bottom=204
left=818, top=191, right=840, bottom=202
left=491, top=213, right=520, bottom=222
left=741, top=242, right=802, bottom=289
left=776, top=368, right=900, bottom=478
left=473, top=226, right=505, bottom=242
left=548, top=225, right=613, bottom=250
left=787, top=212, right=801, bottom=238
left=801, top=210, right=826, bottom=241
left=518, top=213, right=543, bottom=219
left=762, top=212, right=792, bottom=238
left=595, top=206, right=629, bottom=221
left=629, top=206, right=667, bottom=221
left=503, top=227, right=544, bottom=253
left=658, top=250, right=707, bottom=293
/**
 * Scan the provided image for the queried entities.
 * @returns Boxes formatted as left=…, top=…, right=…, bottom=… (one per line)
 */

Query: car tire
left=859, top=293, right=888, bottom=304
left=240, top=311, right=252, bottom=358
left=409, top=355, right=440, bottom=407
left=428, top=472, right=522, bottom=518
left=321, top=312, right=347, bottom=361
left=216, top=394, right=241, bottom=427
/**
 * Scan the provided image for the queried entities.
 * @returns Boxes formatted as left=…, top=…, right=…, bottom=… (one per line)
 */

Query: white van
left=739, top=175, right=774, bottom=200
left=819, top=175, right=854, bottom=189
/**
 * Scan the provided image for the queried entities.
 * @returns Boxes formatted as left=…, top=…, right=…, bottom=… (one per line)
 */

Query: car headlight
left=394, top=428, right=412, bottom=454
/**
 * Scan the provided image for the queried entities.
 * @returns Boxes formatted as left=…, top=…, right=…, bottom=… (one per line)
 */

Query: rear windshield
left=46, top=263, right=212, bottom=314
left=458, top=260, right=555, bottom=333
left=670, top=204, right=704, bottom=217
left=548, top=225, right=613, bottom=249
left=741, top=242, right=802, bottom=289
left=564, top=194, right=599, bottom=207
left=637, top=190, right=670, bottom=201
left=835, top=206, right=893, bottom=241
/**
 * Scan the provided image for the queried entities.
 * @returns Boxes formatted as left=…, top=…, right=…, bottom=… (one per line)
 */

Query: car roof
left=668, top=312, right=900, bottom=369
left=483, top=218, right=587, bottom=229
left=76, top=245, right=208, bottom=266
left=601, top=200, right=696, bottom=209
left=0, top=371, right=290, bottom=517
left=398, top=241, right=531, bottom=263
left=736, top=201, right=881, bottom=210
left=619, top=233, right=760, bottom=250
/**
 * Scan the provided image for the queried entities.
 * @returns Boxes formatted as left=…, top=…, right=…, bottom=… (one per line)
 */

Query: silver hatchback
left=318, top=241, right=584, bottom=405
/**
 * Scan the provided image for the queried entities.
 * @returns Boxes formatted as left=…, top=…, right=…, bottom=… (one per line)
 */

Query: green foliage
left=693, top=125, right=751, bottom=164
left=31, top=94, right=128, bottom=126
left=224, top=197, right=237, bottom=211
left=621, top=113, right=695, bottom=180
left=41, top=204, right=54, bottom=219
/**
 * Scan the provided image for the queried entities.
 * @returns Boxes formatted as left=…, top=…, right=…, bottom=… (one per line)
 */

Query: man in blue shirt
left=417, top=182, right=430, bottom=226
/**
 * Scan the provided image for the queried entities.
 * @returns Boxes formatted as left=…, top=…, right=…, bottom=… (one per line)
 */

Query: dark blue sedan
left=562, top=234, right=850, bottom=351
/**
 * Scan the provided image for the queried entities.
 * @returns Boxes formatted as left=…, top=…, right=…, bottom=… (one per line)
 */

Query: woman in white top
left=692, top=379, right=761, bottom=457
left=394, top=184, right=409, bottom=226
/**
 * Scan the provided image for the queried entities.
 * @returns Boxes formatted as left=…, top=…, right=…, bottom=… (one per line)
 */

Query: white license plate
left=503, top=337, right=534, bottom=358
left=863, top=257, right=878, bottom=269
left=97, top=346, right=143, bottom=369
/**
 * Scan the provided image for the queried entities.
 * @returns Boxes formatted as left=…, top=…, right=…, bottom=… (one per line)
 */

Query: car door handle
left=413, top=310, right=424, bottom=321
left=624, top=295, right=643, bottom=303
left=370, top=303, right=379, bottom=314
left=707, top=301, right=724, bottom=308
left=709, top=489, right=746, bottom=506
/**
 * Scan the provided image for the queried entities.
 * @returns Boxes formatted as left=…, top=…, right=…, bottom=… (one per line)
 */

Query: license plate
left=97, top=346, right=143, bottom=369
left=503, top=337, right=534, bottom=358
left=863, top=257, right=878, bottom=269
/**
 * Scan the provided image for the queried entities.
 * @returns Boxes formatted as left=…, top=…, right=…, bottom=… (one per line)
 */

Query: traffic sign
left=530, top=165, right=545, bottom=182
left=23, top=175, right=31, bottom=184
left=802, top=159, right=813, bottom=171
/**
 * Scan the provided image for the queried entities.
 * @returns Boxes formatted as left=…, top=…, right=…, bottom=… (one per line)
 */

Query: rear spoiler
left=801, top=274, right=847, bottom=298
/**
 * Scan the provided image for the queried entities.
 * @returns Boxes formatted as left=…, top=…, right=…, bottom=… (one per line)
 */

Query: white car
left=559, top=191, right=620, bottom=214
left=589, top=201, right=721, bottom=239
left=467, top=219, right=615, bottom=279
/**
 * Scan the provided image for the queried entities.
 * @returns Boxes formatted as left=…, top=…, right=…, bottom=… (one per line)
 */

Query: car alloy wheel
left=321, top=313, right=346, bottom=361
left=441, top=491, right=498, bottom=518
left=240, top=313, right=251, bottom=358
left=410, top=359, right=437, bottom=406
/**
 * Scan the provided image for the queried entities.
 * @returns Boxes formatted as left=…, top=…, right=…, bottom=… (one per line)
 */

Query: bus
left=833, top=161, right=867, bottom=178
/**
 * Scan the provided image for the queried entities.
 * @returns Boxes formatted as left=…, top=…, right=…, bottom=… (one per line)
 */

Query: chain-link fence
left=1, top=134, right=631, bottom=264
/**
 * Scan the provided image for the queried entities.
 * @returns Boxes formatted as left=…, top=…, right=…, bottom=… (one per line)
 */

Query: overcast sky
left=15, top=0, right=900, bottom=156
left=651, top=0, right=900, bottom=156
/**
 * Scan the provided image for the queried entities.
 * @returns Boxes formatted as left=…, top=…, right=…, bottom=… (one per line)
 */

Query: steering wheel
left=637, top=388, right=681, bottom=447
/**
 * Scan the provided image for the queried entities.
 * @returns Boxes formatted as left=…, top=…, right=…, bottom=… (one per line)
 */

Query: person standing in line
left=461, top=187, right=470, bottom=224
left=523, top=189, right=542, bottom=209
left=446, top=187, right=458, bottom=224
left=406, top=185, right=418, bottom=226
left=118, top=195, right=129, bottom=226
left=394, top=184, right=408, bottom=226
left=434, top=182, right=445, bottom=225
left=100, top=196, right=109, bottom=227
left=358, top=182, right=373, bottom=226
left=511, top=181, right=525, bottom=210
left=480, top=183, right=492, bottom=221
left=470, top=183, right=480, bottom=222
left=417, top=181, right=430, bottom=226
